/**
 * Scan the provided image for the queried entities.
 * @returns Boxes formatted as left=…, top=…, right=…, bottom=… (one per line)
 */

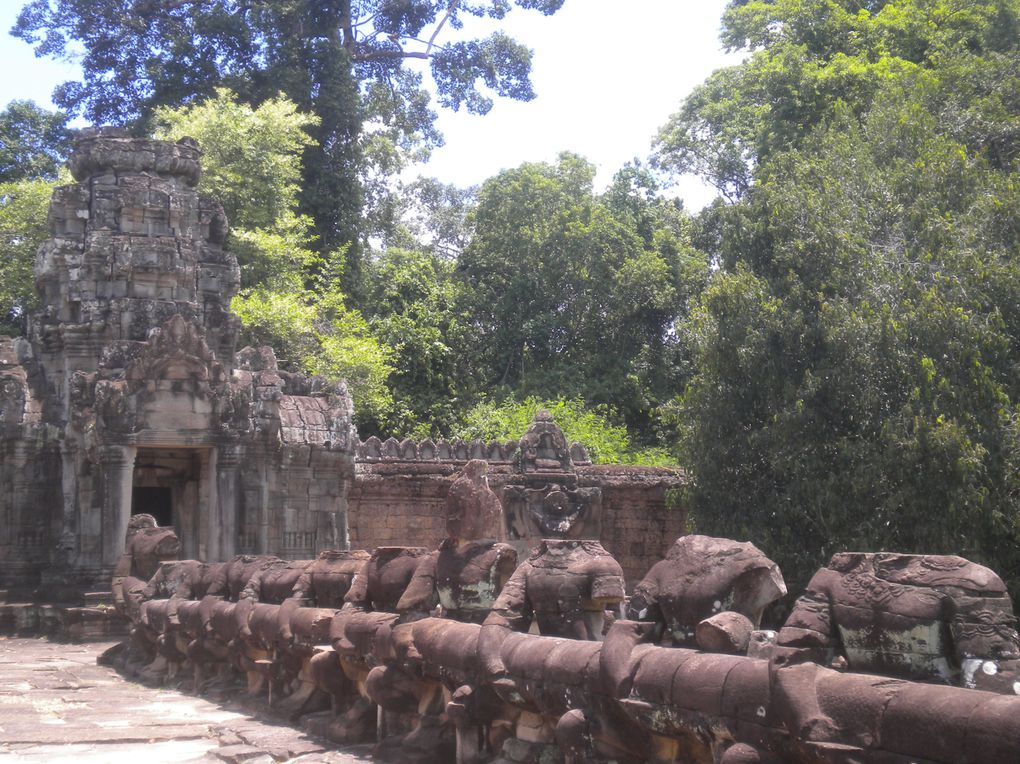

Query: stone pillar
left=200, top=448, right=218, bottom=562
left=99, top=444, right=137, bottom=568
left=216, top=444, right=241, bottom=562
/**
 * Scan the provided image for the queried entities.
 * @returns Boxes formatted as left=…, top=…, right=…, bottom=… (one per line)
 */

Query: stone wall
left=348, top=435, right=686, bottom=586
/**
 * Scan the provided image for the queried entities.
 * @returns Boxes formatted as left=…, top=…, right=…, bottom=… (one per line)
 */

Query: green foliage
left=360, top=247, right=481, bottom=437
left=655, top=0, right=1020, bottom=201
left=153, top=90, right=317, bottom=231
left=453, top=396, right=675, bottom=467
left=232, top=288, right=395, bottom=424
left=665, top=0, right=1020, bottom=596
left=0, top=176, right=60, bottom=335
left=458, top=153, right=708, bottom=432
left=13, top=0, right=567, bottom=300
left=0, top=100, right=71, bottom=182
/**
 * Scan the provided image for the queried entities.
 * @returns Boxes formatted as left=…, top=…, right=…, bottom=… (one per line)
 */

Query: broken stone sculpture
left=306, top=545, right=429, bottom=743
left=501, top=411, right=603, bottom=551
left=273, top=548, right=370, bottom=716
left=111, top=513, right=182, bottom=621
left=135, top=558, right=208, bottom=680
left=474, top=538, right=626, bottom=759
left=101, top=537, right=1020, bottom=764
left=366, top=459, right=517, bottom=761
left=199, top=554, right=281, bottom=690
left=775, top=551, right=1020, bottom=692
left=626, top=534, right=787, bottom=653
left=109, top=514, right=182, bottom=673
left=233, top=557, right=315, bottom=697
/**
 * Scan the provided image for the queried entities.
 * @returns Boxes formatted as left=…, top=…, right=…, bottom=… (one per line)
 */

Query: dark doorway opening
left=132, top=486, right=173, bottom=527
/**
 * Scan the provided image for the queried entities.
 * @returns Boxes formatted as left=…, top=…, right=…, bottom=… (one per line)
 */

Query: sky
left=0, top=0, right=741, bottom=209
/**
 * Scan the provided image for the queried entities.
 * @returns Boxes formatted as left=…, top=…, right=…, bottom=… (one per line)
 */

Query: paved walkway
left=0, top=637, right=374, bottom=763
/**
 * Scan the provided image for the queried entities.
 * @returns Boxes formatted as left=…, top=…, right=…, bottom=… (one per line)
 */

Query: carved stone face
left=503, top=483, right=602, bottom=543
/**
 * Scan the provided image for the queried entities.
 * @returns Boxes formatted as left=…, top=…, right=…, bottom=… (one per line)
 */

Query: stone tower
left=0, top=130, right=357, bottom=595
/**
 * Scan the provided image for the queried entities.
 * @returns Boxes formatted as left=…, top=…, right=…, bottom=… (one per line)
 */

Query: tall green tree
left=0, top=177, right=58, bottom=334
left=661, top=0, right=1020, bottom=595
left=655, top=0, right=1020, bottom=200
left=458, top=153, right=708, bottom=433
left=0, top=100, right=71, bottom=182
left=12, top=0, right=566, bottom=297
left=360, top=246, right=481, bottom=437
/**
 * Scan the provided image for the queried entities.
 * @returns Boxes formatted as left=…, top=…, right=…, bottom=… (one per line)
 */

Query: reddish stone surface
left=628, top=535, right=786, bottom=647
left=777, top=552, right=1020, bottom=689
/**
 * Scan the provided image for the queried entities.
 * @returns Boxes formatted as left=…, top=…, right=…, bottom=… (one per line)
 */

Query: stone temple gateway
left=0, top=130, right=358, bottom=594
left=0, top=131, right=684, bottom=598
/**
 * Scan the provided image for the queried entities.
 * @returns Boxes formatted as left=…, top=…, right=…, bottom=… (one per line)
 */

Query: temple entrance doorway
left=131, top=447, right=209, bottom=559
left=131, top=486, right=172, bottom=527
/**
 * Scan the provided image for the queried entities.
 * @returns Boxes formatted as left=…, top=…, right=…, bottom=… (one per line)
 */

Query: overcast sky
left=0, top=0, right=740, bottom=208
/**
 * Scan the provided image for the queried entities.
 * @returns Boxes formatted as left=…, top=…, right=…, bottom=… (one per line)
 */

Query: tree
left=154, top=91, right=396, bottom=424
left=360, top=246, right=481, bottom=437
left=662, top=0, right=1020, bottom=596
left=0, top=177, right=58, bottom=335
left=458, top=153, right=707, bottom=433
left=12, top=0, right=567, bottom=297
left=654, top=0, right=1020, bottom=202
left=0, top=100, right=71, bottom=182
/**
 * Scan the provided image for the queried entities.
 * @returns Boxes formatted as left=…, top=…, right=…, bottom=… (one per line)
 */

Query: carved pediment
left=124, top=314, right=226, bottom=393
left=516, top=410, right=574, bottom=478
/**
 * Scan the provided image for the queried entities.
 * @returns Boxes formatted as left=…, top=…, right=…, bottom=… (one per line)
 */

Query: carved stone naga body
left=365, top=459, right=518, bottom=761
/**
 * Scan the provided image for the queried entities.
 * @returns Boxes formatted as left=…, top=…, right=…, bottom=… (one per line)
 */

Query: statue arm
left=342, top=559, right=371, bottom=611
left=235, top=569, right=265, bottom=640
left=626, top=571, right=663, bottom=623
left=395, top=553, right=439, bottom=618
left=479, top=562, right=532, bottom=679
left=278, top=567, right=315, bottom=642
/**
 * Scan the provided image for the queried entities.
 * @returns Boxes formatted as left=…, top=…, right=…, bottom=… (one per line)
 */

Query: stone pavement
left=0, top=637, right=375, bottom=763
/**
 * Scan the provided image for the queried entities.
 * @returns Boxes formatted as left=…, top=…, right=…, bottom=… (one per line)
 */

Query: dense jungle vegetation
left=3, top=0, right=1020, bottom=596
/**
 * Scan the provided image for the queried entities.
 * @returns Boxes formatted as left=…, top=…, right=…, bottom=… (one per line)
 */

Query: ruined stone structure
left=0, top=130, right=357, bottom=595
left=104, top=502, right=1020, bottom=763
left=0, top=132, right=684, bottom=601
left=350, top=418, right=685, bottom=585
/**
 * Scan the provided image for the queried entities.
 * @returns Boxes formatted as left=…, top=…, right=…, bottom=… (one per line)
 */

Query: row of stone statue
left=108, top=460, right=1020, bottom=763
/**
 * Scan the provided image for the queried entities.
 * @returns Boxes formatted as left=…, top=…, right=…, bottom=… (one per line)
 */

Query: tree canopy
left=0, top=100, right=71, bottom=182
left=659, top=0, right=1020, bottom=594
left=458, top=153, right=707, bottom=432
left=12, top=0, right=566, bottom=296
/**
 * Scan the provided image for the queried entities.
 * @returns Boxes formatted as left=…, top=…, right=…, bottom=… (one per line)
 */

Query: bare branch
left=427, top=0, right=459, bottom=55
left=354, top=49, right=430, bottom=63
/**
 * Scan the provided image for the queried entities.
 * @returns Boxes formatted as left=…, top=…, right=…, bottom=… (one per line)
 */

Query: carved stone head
left=445, top=459, right=502, bottom=542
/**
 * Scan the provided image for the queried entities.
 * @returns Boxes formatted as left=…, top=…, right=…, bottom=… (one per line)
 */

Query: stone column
left=200, top=448, right=218, bottom=562
left=215, top=444, right=241, bottom=561
left=99, top=444, right=137, bottom=568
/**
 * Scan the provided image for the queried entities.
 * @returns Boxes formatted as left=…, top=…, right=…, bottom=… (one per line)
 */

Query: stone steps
left=0, top=599, right=128, bottom=641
